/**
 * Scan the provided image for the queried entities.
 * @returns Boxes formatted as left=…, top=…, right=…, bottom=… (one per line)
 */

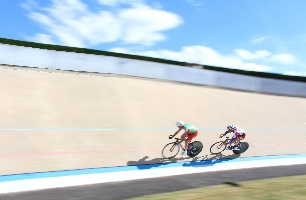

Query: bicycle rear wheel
left=210, top=141, right=226, bottom=154
left=233, top=142, right=249, bottom=154
left=188, top=141, right=203, bottom=157
left=162, top=142, right=180, bottom=159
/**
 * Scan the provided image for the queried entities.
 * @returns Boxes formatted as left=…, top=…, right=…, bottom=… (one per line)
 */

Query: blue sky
left=1, top=0, right=306, bottom=76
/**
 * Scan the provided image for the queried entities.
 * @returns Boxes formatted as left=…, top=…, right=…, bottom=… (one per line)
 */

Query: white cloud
left=118, top=4, right=182, bottom=45
left=23, top=0, right=183, bottom=47
left=251, top=36, right=269, bottom=44
left=271, top=54, right=296, bottom=64
left=97, top=0, right=143, bottom=7
left=110, top=46, right=272, bottom=72
left=20, top=0, right=38, bottom=11
left=283, top=71, right=306, bottom=77
left=235, top=49, right=296, bottom=65
left=97, top=0, right=121, bottom=6
left=151, top=1, right=163, bottom=9
left=26, top=33, right=56, bottom=44
left=234, top=49, right=271, bottom=60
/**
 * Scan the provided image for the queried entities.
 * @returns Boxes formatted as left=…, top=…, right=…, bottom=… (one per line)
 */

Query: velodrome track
left=0, top=64, right=306, bottom=198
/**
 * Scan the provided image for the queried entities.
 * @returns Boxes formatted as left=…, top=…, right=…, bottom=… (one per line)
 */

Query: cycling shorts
left=187, top=130, right=198, bottom=141
left=236, top=133, right=246, bottom=140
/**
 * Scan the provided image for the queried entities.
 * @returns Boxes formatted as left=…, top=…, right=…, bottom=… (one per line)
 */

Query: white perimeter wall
left=1, top=43, right=305, bottom=97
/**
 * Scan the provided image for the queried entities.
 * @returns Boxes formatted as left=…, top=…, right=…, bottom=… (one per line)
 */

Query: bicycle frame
left=171, top=138, right=186, bottom=151
left=227, top=135, right=242, bottom=146
left=169, top=137, right=197, bottom=153
left=210, top=135, right=245, bottom=155
left=223, top=135, right=243, bottom=151
left=221, top=137, right=230, bottom=145
left=163, top=136, right=203, bottom=159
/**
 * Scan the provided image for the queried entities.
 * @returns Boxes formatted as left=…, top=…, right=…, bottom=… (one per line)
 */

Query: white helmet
left=227, top=124, right=234, bottom=131
left=176, top=121, right=184, bottom=127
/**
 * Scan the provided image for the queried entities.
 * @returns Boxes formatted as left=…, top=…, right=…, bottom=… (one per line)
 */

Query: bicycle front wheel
left=210, top=141, right=226, bottom=154
left=162, top=142, right=180, bottom=159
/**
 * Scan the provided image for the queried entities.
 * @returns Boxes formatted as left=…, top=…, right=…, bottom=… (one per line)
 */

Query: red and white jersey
left=224, top=126, right=245, bottom=138
left=232, top=127, right=245, bottom=135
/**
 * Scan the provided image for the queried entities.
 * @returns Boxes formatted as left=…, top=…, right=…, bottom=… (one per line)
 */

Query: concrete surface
left=0, top=64, right=305, bottom=175
left=1, top=164, right=305, bottom=200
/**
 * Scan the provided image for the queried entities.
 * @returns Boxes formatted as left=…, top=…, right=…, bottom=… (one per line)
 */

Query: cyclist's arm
left=220, top=131, right=229, bottom=137
left=172, top=128, right=183, bottom=137
left=228, top=130, right=238, bottom=143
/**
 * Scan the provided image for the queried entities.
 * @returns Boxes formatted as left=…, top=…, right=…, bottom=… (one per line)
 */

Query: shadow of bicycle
left=181, top=153, right=241, bottom=167
left=127, top=153, right=241, bottom=170
left=127, top=154, right=207, bottom=170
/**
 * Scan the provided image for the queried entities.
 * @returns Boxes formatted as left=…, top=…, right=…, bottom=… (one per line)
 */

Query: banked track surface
left=0, top=64, right=305, bottom=182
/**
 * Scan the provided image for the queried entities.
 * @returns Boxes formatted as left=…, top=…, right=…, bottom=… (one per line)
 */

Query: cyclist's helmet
left=176, top=121, right=184, bottom=127
left=227, top=124, right=234, bottom=131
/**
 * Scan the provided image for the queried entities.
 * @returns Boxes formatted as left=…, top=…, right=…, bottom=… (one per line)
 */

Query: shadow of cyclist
left=127, top=153, right=240, bottom=170
left=127, top=155, right=207, bottom=170
left=181, top=153, right=241, bottom=167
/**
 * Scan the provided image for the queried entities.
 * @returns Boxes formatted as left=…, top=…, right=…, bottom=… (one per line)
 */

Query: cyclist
left=169, top=121, right=198, bottom=156
left=220, top=124, right=246, bottom=150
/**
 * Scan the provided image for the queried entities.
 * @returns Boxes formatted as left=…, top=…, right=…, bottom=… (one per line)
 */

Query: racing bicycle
left=162, top=135, right=203, bottom=159
left=210, top=136, right=249, bottom=155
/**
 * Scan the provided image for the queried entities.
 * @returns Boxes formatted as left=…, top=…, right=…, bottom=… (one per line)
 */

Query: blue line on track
left=1, top=154, right=305, bottom=182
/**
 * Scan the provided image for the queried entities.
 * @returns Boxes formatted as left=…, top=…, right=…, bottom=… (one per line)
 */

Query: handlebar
left=169, top=135, right=181, bottom=141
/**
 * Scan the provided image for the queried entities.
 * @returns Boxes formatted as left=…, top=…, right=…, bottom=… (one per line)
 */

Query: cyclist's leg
left=232, top=138, right=240, bottom=148
left=181, top=131, right=198, bottom=156
left=236, top=133, right=246, bottom=146
left=180, top=134, right=189, bottom=155
left=184, top=139, right=190, bottom=151
left=189, top=130, right=198, bottom=140
left=186, top=131, right=198, bottom=150
left=226, top=134, right=236, bottom=149
left=234, top=133, right=245, bottom=145
left=240, top=133, right=246, bottom=140
left=234, top=137, right=239, bottom=145
left=179, top=133, right=187, bottom=144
